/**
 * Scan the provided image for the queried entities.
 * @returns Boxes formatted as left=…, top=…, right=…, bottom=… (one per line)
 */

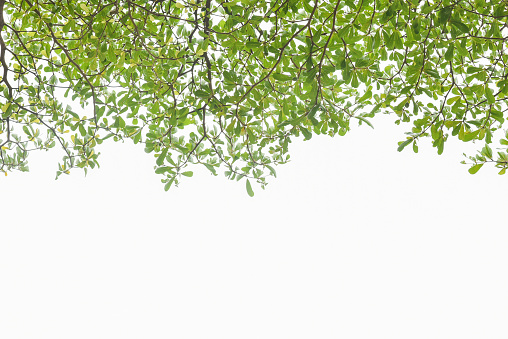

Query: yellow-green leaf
left=468, top=163, right=483, bottom=174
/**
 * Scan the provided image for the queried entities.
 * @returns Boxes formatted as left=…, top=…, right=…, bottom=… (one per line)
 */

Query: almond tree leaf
left=246, top=179, right=254, bottom=197
left=468, top=163, right=483, bottom=174
left=397, top=139, right=412, bottom=152
left=355, top=116, right=374, bottom=129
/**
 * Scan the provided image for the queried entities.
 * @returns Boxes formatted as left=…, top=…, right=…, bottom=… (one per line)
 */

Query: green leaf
left=438, top=7, right=452, bottom=26
left=266, top=164, right=277, bottom=177
left=444, top=44, right=454, bottom=61
left=358, top=89, right=372, bottom=102
left=447, top=96, right=460, bottom=105
left=204, top=163, right=217, bottom=175
left=350, top=72, right=359, bottom=88
left=79, top=3, right=89, bottom=13
left=181, top=171, right=193, bottom=177
left=437, top=138, right=444, bottom=155
left=245, top=41, right=261, bottom=49
left=485, top=86, right=495, bottom=104
left=355, top=57, right=370, bottom=68
left=305, top=67, right=318, bottom=83
left=397, top=139, right=412, bottom=152
left=247, top=128, right=256, bottom=143
left=156, top=148, right=168, bottom=166
left=490, top=110, right=504, bottom=123
left=272, top=73, right=293, bottom=81
left=195, top=90, right=210, bottom=98
left=468, top=163, right=483, bottom=174
left=23, top=125, right=31, bottom=137
left=246, top=179, right=254, bottom=197
left=425, top=69, right=440, bottom=79
left=300, top=127, right=312, bottom=140
left=467, top=66, right=483, bottom=74
left=481, top=145, right=493, bottom=159
left=164, top=178, right=175, bottom=191
left=155, top=166, right=171, bottom=174
left=463, top=130, right=480, bottom=142
left=413, top=141, right=419, bottom=153
left=451, top=20, right=469, bottom=34
left=133, top=131, right=142, bottom=144
left=79, top=124, right=87, bottom=136
left=307, top=105, right=319, bottom=120
left=355, top=116, right=374, bottom=129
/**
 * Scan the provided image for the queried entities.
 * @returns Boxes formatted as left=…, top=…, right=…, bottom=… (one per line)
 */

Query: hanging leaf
left=246, top=179, right=254, bottom=197
left=397, top=139, right=412, bottom=152
left=468, top=164, right=483, bottom=174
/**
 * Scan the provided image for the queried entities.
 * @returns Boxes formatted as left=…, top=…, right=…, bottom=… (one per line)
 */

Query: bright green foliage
left=0, top=0, right=507, bottom=192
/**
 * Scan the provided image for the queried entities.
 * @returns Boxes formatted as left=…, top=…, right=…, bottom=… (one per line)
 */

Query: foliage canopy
left=1, top=0, right=508, bottom=192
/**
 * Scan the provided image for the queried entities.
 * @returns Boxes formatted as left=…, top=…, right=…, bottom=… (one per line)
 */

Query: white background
left=1, top=114, right=507, bottom=338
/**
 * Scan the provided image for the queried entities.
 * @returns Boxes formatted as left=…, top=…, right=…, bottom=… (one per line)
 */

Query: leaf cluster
left=0, top=0, right=507, bottom=193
